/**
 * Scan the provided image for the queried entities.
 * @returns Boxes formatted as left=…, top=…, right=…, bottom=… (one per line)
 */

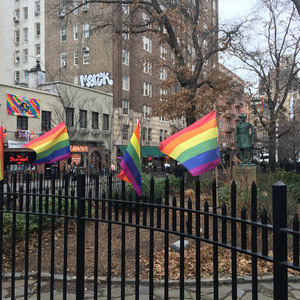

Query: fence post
left=273, top=181, right=287, bottom=300
left=76, top=173, right=86, bottom=300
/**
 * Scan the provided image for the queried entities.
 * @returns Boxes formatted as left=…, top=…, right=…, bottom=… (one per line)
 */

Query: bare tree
left=50, top=0, right=240, bottom=126
left=230, top=0, right=300, bottom=170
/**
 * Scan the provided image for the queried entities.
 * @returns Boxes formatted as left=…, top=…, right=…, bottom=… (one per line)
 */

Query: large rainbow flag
left=117, top=119, right=142, bottom=196
left=159, top=110, right=220, bottom=176
left=23, top=121, right=71, bottom=165
left=0, top=125, right=4, bottom=181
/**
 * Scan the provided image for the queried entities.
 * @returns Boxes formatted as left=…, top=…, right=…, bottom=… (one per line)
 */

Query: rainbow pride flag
left=159, top=110, right=220, bottom=176
left=0, top=125, right=4, bottom=181
left=117, top=119, right=142, bottom=196
left=23, top=121, right=71, bottom=165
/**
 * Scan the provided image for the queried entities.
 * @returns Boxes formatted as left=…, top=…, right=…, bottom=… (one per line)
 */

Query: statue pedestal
left=232, top=164, right=257, bottom=187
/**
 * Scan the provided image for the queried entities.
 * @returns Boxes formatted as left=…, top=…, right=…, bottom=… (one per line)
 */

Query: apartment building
left=0, top=0, right=44, bottom=85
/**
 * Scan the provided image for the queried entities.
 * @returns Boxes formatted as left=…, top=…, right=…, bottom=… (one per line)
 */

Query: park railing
left=0, top=172, right=299, bottom=299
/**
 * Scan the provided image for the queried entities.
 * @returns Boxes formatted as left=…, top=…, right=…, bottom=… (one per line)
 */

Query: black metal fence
left=0, top=172, right=299, bottom=299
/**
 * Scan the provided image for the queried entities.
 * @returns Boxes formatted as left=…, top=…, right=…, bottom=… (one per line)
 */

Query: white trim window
left=143, top=105, right=151, bottom=119
left=142, top=36, right=152, bottom=53
left=83, top=23, right=89, bottom=38
left=73, top=25, right=78, bottom=40
left=122, top=100, right=129, bottom=114
left=24, top=28, right=28, bottom=42
left=160, top=88, right=167, bottom=101
left=35, top=44, right=41, bottom=57
left=160, top=46, right=167, bottom=60
left=60, top=52, right=67, bottom=67
left=24, top=7, right=28, bottom=19
left=73, top=0, right=78, bottom=14
left=15, top=51, right=20, bottom=64
left=122, top=75, right=130, bottom=91
left=143, top=61, right=152, bottom=74
left=60, top=27, right=67, bottom=42
left=35, top=22, right=41, bottom=36
left=83, top=52, right=90, bottom=64
left=142, top=82, right=152, bottom=97
left=23, top=49, right=28, bottom=62
left=15, top=30, right=20, bottom=43
left=74, top=50, right=78, bottom=65
left=159, top=67, right=167, bottom=80
left=122, top=49, right=129, bottom=65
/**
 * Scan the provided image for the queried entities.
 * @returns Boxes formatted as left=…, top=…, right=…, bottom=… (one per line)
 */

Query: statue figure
left=235, top=113, right=256, bottom=164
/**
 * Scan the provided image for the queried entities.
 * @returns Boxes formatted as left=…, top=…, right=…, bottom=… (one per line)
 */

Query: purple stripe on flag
left=120, top=160, right=142, bottom=196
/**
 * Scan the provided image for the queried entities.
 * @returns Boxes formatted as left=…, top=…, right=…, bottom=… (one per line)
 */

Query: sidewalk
left=2, top=274, right=300, bottom=299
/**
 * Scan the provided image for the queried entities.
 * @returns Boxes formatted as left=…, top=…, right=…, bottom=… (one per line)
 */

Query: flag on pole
left=117, top=119, right=142, bottom=196
left=0, top=125, right=4, bottom=181
left=23, top=121, right=71, bottom=165
left=159, top=110, right=220, bottom=176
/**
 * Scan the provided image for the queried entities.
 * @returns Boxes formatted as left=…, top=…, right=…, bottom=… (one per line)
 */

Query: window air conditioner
left=13, top=16, right=19, bottom=22
left=62, top=61, right=67, bottom=67
left=82, top=47, right=89, bottom=53
left=58, top=11, right=66, bottom=17
left=82, top=6, right=88, bottom=12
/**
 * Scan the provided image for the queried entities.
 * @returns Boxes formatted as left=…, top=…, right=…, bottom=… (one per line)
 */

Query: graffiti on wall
left=80, top=72, right=113, bottom=88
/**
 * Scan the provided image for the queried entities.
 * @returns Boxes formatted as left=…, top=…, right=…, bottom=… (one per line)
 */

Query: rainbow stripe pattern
left=159, top=110, right=220, bottom=176
left=23, top=121, right=71, bottom=165
left=0, top=125, right=4, bottom=181
left=7, top=94, right=40, bottom=118
left=117, top=119, right=142, bottom=196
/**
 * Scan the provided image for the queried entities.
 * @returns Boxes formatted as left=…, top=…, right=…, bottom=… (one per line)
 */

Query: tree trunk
left=268, top=131, right=277, bottom=171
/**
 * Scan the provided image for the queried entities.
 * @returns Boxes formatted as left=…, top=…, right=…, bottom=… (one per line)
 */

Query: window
left=83, top=23, right=89, bottom=38
left=14, top=9, right=20, bottom=18
left=35, top=22, right=40, bottom=36
left=142, top=82, right=152, bottom=97
left=122, top=75, right=130, bottom=91
left=148, top=128, right=152, bottom=141
left=122, top=125, right=129, bottom=140
left=122, top=25, right=129, bottom=40
left=60, top=27, right=67, bottom=42
left=164, top=130, right=167, bottom=140
left=35, top=1, right=40, bottom=14
left=24, top=7, right=28, bottom=19
left=24, top=28, right=28, bottom=42
left=159, top=68, right=167, bottom=80
left=17, top=116, right=28, bottom=130
left=79, top=110, right=87, bottom=128
left=122, top=1, right=129, bottom=14
left=24, top=70, right=28, bottom=82
left=36, top=44, right=41, bottom=57
left=41, top=111, right=51, bottom=132
left=73, top=0, right=78, bottom=14
left=83, top=52, right=90, bottom=64
left=15, top=71, right=20, bottom=82
left=23, top=49, right=28, bottom=62
left=74, top=75, right=79, bottom=85
left=142, top=12, right=150, bottom=28
left=73, top=25, right=78, bottom=40
left=66, top=108, right=74, bottom=126
left=160, top=129, right=163, bottom=142
left=103, top=114, right=109, bottom=130
left=160, top=46, right=167, bottom=60
left=92, top=112, right=98, bottom=129
left=143, top=105, right=151, bottom=118
left=143, top=61, right=152, bottom=74
left=122, top=100, right=129, bottom=114
left=15, top=51, right=20, bottom=64
left=142, top=127, right=146, bottom=141
left=82, top=0, right=89, bottom=11
left=59, top=2, right=66, bottom=15
left=74, top=50, right=78, bottom=65
left=122, top=49, right=129, bottom=65
left=60, top=53, right=67, bottom=67
left=142, top=36, right=152, bottom=52
left=160, top=116, right=166, bottom=122
left=160, top=88, right=167, bottom=100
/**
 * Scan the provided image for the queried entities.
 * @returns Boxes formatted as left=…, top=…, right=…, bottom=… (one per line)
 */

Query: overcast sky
left=219, top=0, right=257, bottom=21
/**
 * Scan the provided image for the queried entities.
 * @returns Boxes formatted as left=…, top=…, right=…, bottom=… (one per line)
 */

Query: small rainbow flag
left=117, top=119, right=142, bottom=196
left=159, top=110, right=220, bottom=176
left=23, top=121, right=71, bottom=165
left=0, top=125, right=4, bottom=181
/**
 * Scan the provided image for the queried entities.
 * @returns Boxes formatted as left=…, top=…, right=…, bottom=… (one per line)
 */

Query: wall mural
left=80, top=72, right=113, bottom=88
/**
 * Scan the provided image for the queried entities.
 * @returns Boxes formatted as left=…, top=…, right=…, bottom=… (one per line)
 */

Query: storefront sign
left=9, top=155, right=29, bottom=164
left=71, top=153, right=81, bottom=165
left=71, top=145, right=88, bottom=152
left=8, top=140, right=28, bottom=148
